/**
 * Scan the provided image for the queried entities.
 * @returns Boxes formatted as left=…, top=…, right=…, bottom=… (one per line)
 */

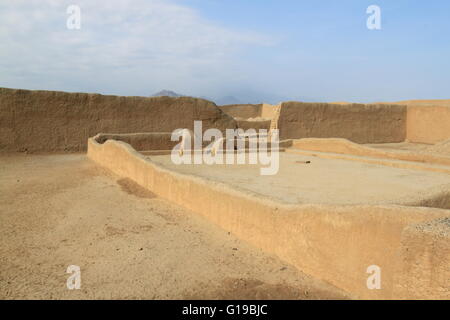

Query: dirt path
left=0, top=154, right=347, bottom=299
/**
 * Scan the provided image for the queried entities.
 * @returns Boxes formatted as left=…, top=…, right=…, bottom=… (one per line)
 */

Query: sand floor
left=149, top=152, right=450, bottom=205
left=366, top=142, right=431, bottom=152
left=0, top=153, right=347, bottom=299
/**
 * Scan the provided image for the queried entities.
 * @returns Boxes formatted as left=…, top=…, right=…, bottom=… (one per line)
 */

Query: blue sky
left=1, top=0, right=449, bottom=103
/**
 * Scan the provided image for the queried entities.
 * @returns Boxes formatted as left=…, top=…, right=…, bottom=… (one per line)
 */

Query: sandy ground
left=149, top=153, right=450, bottom=205
left=367, top=141, right=450, bottom=156
left=366, top=142, right=433, bottom=152
left=0, top=153, right=348, bottom=300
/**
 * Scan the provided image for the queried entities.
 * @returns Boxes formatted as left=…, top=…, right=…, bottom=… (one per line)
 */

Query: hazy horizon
left=1, top=0, right=449, bottom=104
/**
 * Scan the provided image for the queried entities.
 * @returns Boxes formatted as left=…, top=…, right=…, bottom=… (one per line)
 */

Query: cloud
left=0, top=0, right=275, bottom=95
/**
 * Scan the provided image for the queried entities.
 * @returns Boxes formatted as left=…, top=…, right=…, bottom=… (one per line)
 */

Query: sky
left=1, top=0, right=449, bottom=103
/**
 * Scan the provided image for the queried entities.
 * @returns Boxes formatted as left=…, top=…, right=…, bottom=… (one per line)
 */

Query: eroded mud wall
left=94, top=133, right=177, bottom=151
left=219, top=104, right=262, bottom=119
left=393, top=218, right=450, bottom=299
left=277, top=102, right=407, bottom=143
left=406, top=106, right=450, bottom=144
left=87, top=138, right=450, bottom=299
left=260, top=103, right=279, bottom=119
left=236, top=119, right=271, bottom=131
left=0, top=88, right=236, bottom=152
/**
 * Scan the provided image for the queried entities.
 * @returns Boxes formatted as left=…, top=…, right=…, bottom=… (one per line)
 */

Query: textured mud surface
left=0, top=154, right=347, bottom=299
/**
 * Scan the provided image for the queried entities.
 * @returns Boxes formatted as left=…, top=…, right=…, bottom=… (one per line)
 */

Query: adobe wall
left=236, top=119, right=271, bottom=131
left=277, top=102, right=407, bottom=143
left=393, top=218, right=450, bottom=299
left=94, top=133, right=177, bottom=151
left=406, top=106, right=450, bottom=144
left=219, top=103, right=277, bottom=131
left=88, top=137, right=450, bottom=299
left=260, top=103, right=279, bottom=119
left=0, top=87, right=236, bottom=153
left=219, top=103, right=279, bottom=121
left=219, top=104, right=262, bottom=119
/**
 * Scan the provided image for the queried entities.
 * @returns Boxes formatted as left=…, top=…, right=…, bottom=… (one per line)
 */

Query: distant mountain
left=151, top=90, right=315, bottom=105
left=151, top=90, right=184, bottom=98
left=198, top=95, right=243, bottom=105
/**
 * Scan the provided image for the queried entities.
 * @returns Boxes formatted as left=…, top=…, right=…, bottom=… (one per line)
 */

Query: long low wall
left=88, top=137, right=450, bottom=299
left=290, top=138, right=450, bottom=167
left=278, top=102, right=407, bottom=143
left=93, top=132, right=177, bottom=151
left=219, top=101, right=450, bottom=145
left=0, top=87, right=236, bottom=153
